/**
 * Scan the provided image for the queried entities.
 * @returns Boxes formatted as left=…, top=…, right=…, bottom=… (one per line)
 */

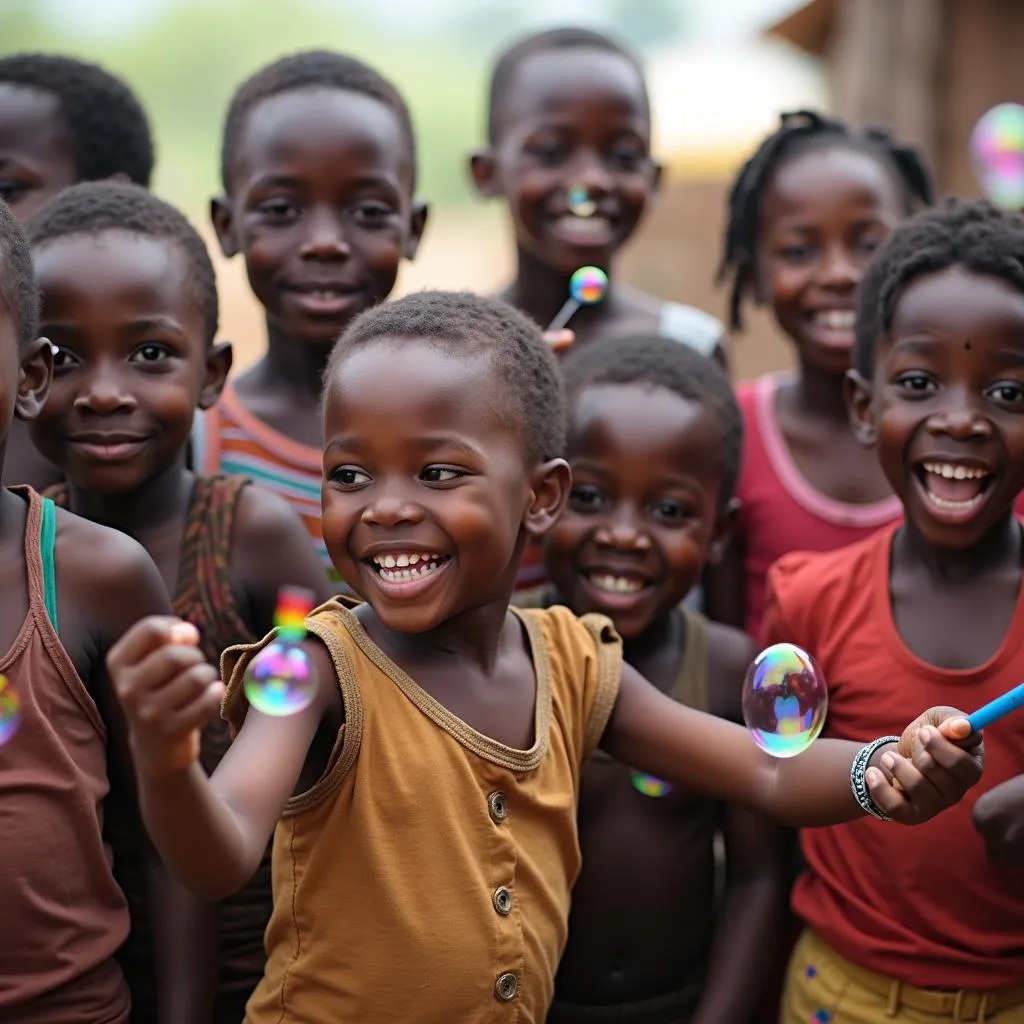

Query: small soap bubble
left=0, top=674, right=22, bottom=746
left=630, top=770, right=672, bottom=798
left=971, top=103, right=1024, bottom=210
left=243, top=641, right=318, bottom=717
left=568, top=265, right=608, bottom=305
left=742, top=643, right=828, bottom=758
left=567, top=185, right=598, bottom=217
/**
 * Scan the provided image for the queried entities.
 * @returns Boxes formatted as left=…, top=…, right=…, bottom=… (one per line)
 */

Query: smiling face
left=29, top=230, right=223, bottom=494
left=214, top=87, right=425, bottom=352
left=544, top=383, right=729, bottom=639
left=322, top=339, right=558, bottom=633
left=757, top=144, right=904, bottom=375
left=477, top=47, right=657, bottom=275
left=0, top=84, right=78, bottom=221
left=849, top=266, right=1024, bottom=549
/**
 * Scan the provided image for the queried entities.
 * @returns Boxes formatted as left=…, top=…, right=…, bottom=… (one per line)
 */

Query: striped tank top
left=192, top=384, right=338, bottom=582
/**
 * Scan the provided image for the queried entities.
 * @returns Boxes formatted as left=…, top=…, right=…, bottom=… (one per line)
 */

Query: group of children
left=0, top=28, right=1020, bottom=1024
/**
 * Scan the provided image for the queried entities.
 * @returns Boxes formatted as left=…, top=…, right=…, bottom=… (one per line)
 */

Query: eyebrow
left=325, top=435, right=484, bottom=458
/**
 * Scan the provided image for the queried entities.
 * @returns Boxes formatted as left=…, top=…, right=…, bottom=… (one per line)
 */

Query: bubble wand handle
left=968, top=680, right=1024, bottom=732
left=547, top=298, right=581, bottom=332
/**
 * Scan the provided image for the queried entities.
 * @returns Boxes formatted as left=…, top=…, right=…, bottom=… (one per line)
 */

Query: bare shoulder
left=706, top=619, right=757, bottom=722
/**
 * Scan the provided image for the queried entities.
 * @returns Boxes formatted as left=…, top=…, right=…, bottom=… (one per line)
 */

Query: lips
left=282, top=281, right=364, bottom=318
left=804, top=308, right=857, bottom=349
left=548, top=214, right=616, bottom=249
left=578, top=565, right=655, bottom=611
left=69, top=432, right=148, bottom=462
left=913, top=459, right=996, bottom=522
left=361, top=548, right=453, bottom=598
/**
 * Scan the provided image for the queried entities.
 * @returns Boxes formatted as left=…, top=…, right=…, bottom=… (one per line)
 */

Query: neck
left=788, top=356, right=850, bottom=423
left=622, top=609, right=678, bottom=665
left=65, top=458, right=193, bottom=539
left=508, top=245, right=617, bottom=328
left=371, top=597, right=513, bottom=674
left=894, top=513, right=1021, bottom=586
left=257, top=318, right=332, bottom=401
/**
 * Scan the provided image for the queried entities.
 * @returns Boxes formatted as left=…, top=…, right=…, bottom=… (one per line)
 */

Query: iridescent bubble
left=567, top=185, right=598, bottom=217
left=742, top=643, right=828, bottom=758
left=0, top=674, right=22, bottom=746
left=243, top=641, right=318, bottom=717
left=568, top=265, right=608, bottom=305
left=970, top=103, right=1024, bottom=210
left=630, top=770, right=672, bottom=798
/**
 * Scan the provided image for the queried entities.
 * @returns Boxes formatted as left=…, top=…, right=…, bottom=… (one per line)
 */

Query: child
left=0, top=198, right=178, bottom=1023
left=519, top=334, right=783, bottom=1023
left=24, top=181, right=331, bottom=1023
left=108, top=290, right=982, bottom=1024
left=471, top=27, right=727, bottom=366
left=709, top=110, right=934, bottom=639
left=770, top=198, right=1024, bottom=1022
left=0, top=52, right=155, bottom=493
left=194, top=50, right=428, bottom=583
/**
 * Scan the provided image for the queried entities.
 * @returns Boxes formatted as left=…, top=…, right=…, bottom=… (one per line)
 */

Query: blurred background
left=2, top=0, right=1016, bottom=379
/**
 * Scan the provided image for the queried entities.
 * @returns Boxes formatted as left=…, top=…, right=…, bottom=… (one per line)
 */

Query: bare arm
left=602, top=662, right=983, bottom=827
left=107, top=618, right=340, bottom=900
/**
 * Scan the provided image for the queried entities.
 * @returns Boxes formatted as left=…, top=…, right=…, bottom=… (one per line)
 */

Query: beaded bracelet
left=850, top=735, right=900, bottom=822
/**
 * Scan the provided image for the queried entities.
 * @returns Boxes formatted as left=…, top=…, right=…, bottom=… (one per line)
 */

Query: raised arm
left=602, top=662, right=983, bottom=828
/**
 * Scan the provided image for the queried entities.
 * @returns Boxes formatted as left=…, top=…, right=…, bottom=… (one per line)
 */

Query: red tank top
left=0, top=487, right=131, bottom=1023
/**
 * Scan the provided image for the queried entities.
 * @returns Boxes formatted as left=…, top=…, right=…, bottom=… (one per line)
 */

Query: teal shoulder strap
left=39, top=497, right=58, bottom=634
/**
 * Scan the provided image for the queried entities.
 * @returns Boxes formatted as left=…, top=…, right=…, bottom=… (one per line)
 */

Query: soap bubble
left=568, top=265, right=608, bottom=305
left=970, top=103, right=1024, bottom=210
left=243, top=641, right=318, bottom=717
left=0, top=674, right=21, bottom=746
left=742, top=643, right=827, bottom=758
left=630, top=770, right=672, bottom=798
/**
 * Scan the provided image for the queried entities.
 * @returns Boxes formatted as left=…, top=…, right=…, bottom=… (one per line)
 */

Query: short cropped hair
left=0, top=199, right=39, bottom=346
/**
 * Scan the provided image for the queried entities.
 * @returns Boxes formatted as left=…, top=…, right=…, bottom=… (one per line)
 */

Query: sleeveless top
left=0, top=487, right=131, bottom=1023
left=191, top=385, right=337, bottom=581
left=220, top=600, right=622, bottom=1024
left=49, top=475, right=269, bottom=1023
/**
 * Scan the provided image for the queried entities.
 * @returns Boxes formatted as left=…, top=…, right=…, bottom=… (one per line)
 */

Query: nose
left=593, top=504, right=651, bottom=551
left=360, top=480, right=424, bottom=528
left=817, top=242, right=858, bottom=290
left=299, top=208, right=351, bottom=260
left=927, top=387, right=992, bottom=441
left=569, top=149, right=614, bottom=196
left=73, top=363, right=136, bottom=416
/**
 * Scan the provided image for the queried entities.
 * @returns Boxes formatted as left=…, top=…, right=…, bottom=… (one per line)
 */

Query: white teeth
left=590, top=573, right=644, bottom=594
left=396, top=553, right=409, bottom=567
left=556, top=215, right=612, bottom=240
left=925, top=492, right=986, bottom=512
left=814, top=310, right=856, bottom=330
left=922, top=462, right=988, bottom=480
left=370, top=552, right=446, bottom=583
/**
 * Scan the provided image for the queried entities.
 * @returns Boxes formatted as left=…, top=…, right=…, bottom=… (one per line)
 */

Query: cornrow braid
left=717, top=109, right=935, bottom=332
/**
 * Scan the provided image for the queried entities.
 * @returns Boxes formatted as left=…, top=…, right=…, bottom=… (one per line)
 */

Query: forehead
left=231, top=87, right=412, bottom=190
left=760, top=145, right=903, bottom=230
left=497, top=48, right=648, bottom=135
left=888, top=265, right=1024, bottom=350
left=33, top=230, right=198, bottom=325
left=0, top=83, right=72, bottom=166
left=570, top=383, right=724, bottom=478
left=326, top=339, right=523, bottom=448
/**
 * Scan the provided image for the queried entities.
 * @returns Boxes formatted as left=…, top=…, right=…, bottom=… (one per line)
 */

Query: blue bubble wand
left=967, top=681, right=1024, bottom=732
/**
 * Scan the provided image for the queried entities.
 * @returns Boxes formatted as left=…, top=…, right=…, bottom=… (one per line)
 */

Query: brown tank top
left=48, top=474, right=267, bottom=1022
left=0, top=486, right=131, bottom=1023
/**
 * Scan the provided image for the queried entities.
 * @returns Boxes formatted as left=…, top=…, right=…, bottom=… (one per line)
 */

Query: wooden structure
left=766, top=0, right=1024, bottom=195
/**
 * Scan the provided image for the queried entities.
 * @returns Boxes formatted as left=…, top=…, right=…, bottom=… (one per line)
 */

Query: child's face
left=213, top=88, right=426, bottom=352
left=29, top=231, right=229, bottom=495
left=544, top=383, right=730, bottom=640
left=0, top=85, right=78, bottom=221
left=322, top=340, right=565, bottom=634
left=849, top=266, right=1024, bottom=550
left=473, top=48, right=658, bottom=276
left=757, top=145, right=903, bottom=376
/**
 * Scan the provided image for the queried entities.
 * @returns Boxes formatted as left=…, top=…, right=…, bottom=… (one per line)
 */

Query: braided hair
left=718, top=110, right=934, bottom=332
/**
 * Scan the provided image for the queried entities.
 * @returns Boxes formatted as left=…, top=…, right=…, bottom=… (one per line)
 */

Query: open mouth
left=587, top=572, right=646, bottom=594
left=914, top=460, right=995, bottom=516
left=551, top=214, right=615, bottom=247
left=366, top=550, right=451, bottom=584
left=580, top=569, right=654, bottom=609
left=805, top=309, right=856, bottom=347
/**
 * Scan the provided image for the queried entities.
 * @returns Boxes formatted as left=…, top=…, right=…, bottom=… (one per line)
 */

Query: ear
left=705, top=496, right=740, bottom=565
left=105, top=171, right=131, bottom=184
left=650, top=159, right=664, bottom=196
left=845, top=368, right=876, bottom=447
left=210, top=196, right=239, bottom=258
left=404, top=199, right=429, bottom=261
left=523, top=458, right=571, bottom=539
left=469, top=149, right=502, bottom=199
left=198, top=341, right=233, bottom=411
left=14, top=337, right=54, bottom=422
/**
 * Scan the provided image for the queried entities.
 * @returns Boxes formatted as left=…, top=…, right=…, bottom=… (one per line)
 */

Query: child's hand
left=542, top=328, right=574, bottom=352
left=973, top=774, right=1024, bottom=863
left=107, top=616, right=225, bottom=779
left=866, top=707, right=984, bottom=824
